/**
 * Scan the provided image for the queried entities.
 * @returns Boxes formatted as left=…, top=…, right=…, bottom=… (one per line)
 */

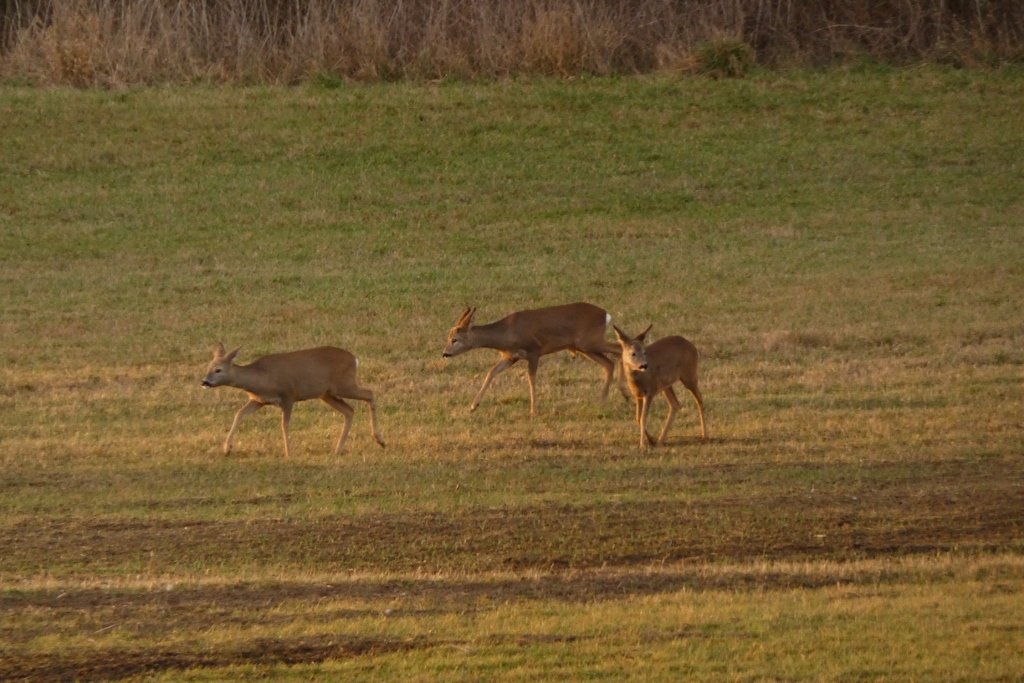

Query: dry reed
left=1, top=0, right=1022, bottom=85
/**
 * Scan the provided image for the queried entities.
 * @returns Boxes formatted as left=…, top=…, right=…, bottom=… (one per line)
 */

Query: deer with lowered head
left=443, top=302, right=628, bottom=414
left=201, top=343, right=384, bottom=457
left=613, top=325, right=707, bottom=449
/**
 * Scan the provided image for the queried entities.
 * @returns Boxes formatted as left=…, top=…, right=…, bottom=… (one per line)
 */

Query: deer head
left=442, top=307, right=476, bottom=358
left=202, top=342, right=242, bottom=387
left=613, top=324, right=653, bottom=373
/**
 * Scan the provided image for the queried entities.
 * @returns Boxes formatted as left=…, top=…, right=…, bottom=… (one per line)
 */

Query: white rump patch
left=605, top=313, right=612, bottom=326
left=355, top=357, right=359, bottom=368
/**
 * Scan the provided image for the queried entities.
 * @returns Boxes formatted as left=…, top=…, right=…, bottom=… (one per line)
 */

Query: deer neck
left=624, top=362, right=656, bottom=395
left=467, top=321, right=515, bottom=351
left=226, top=363, right=274, bottom=395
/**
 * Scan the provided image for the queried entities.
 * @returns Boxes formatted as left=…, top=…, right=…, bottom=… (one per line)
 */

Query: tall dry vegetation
left=1, top=0, right=1022, bottom=85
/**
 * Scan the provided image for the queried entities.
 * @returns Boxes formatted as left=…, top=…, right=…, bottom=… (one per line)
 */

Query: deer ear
left=466, top=308, right=476, bottom=327
left=456, top=307, right=473, bottom=327
left=637, top=324, right=653, bottom=342
left=612, top=325, right=629, bottom=344
left=225, top=346, right=242, bottom=363
left=213, top=342, right=226, bottom=358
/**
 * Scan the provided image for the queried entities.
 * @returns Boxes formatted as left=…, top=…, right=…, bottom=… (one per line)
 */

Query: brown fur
left=614, top=325, right=707, bottom=449
left=202, top=343, right=384, bottom=456
left=443, top=302, right=628, bottom=414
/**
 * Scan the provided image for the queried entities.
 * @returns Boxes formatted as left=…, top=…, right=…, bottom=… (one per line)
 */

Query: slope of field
left=1, top=68, right=1023, bottom=680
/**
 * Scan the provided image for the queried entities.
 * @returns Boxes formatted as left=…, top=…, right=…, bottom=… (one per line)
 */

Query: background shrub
left=1, top=0, right=1022, bottom=85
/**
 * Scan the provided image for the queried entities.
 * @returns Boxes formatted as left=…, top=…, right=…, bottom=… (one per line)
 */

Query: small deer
left=201, top=343, right=384, bottom=457
left=443, top=302, right=628, bottom=414
left=613, top=325, right=707, bottom=449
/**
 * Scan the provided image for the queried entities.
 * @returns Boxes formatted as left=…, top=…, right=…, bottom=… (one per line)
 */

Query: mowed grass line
left=3, top=556, right=1023, bottom=682
left=1, top=67, right=1023, bottom=680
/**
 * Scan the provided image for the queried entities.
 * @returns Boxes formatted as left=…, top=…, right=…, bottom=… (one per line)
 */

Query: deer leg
left=638, top=395, right=655, bottom=448
left=322, top=394, right=356, bottom=453
left=658, top=386, right=681, bottom=445
left=634, top=396, right=648, bottom=449
left=471, top=356, right=518, bottom=412
left=526, top=355, right=540, bottom=415
left=639, top=395, right=656, bottom=449
left=224, top=399, right=263, bottom=455
left=684, top=380, right=708, bottom=439
left=604, top=342, right=631, bottom=400
left=334, top=386, right=385, bottom=448
left=578, top=350, right=616, bottom=401
left=615, top=356, right=630, bottom=399
left=279, top=400, right=294, bottom=458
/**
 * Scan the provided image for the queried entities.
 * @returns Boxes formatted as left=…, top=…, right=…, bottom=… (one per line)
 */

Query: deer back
left=643, top=336, right=700, bottom=387
left=244, top=347, right=358, bottom=401
left=494, top=302, right=610, bottom=353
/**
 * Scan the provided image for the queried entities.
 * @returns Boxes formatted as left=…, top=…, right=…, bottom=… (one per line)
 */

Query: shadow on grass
left=3, top=558, right=1019, bottom=682
left=0, top=635, right=435, bottom=683
left=3, top=474, right=1020, bottom=575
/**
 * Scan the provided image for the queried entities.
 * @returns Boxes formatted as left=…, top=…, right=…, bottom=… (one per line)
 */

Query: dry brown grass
left=2, top=0, right=1022, bottom=85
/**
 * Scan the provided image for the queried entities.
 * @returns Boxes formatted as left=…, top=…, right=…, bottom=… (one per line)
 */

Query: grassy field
left=1, top=67, right=1023, bottom=680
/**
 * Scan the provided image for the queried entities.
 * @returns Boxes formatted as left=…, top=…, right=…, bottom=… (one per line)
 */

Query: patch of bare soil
left=0, top=635, right=435, bottom=683
left=2, top=482, right=1020, bottom=575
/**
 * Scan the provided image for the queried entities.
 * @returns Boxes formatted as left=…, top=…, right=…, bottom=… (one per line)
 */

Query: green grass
left=1, top=67, right=1023, bottom=680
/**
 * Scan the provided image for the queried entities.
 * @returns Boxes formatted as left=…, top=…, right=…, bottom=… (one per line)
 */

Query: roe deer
left=442, top=302, right=628, bottom=414
left=613, top=325, right=707, bottom=449
left=201, top=343, right=384, bottom=457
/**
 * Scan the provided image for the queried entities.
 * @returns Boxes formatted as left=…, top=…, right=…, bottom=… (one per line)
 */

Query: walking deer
left=442, top=302, right=628, bottom=414
left=613, top=325, right=707, bottom=449
left=201, top=343, right=384, bottom=457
